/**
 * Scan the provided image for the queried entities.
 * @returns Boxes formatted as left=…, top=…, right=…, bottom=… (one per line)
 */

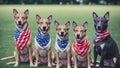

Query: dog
left=1, top=9, right=34, bottom=67
left=34, top=14, right=53, bottom=67
left=54, top=20, right=71, bottom=68
left=72, top=21, right=91, bottom=68
left=93, top=11, right=120, bottom=68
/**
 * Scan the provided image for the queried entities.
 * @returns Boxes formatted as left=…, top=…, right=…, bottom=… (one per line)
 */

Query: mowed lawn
left=0, top=5, right=120, bottom=68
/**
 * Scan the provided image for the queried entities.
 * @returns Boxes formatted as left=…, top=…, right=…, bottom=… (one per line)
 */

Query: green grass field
left=0, top=5, right=120, bottom=68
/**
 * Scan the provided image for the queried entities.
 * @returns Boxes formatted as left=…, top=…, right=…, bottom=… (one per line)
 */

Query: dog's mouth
left=58, top=33, right=67, bottom=40
left=40, top=28, right=49, bottom=34
left=76, top=34, right=83, bottom=42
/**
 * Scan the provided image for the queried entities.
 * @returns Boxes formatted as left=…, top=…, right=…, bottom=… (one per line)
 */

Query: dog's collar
left=14, top=27, right=31, bottom=50
left=73, top=39, right=90, bottom=57
left=94, top=30, right=110, bottom=42
left=57, top=37, right=69, bottom=50
left=36, top=31, right=50, bottom=48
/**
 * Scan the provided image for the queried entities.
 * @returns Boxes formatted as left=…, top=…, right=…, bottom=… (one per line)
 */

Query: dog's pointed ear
left=47, top=15, right=52, bottom=23
left=72, top=21, right=77, bottom=31
left=65, top=21, right=70, bottom=29
left=24, top=9, right=29, bottom=17
left=54, top=20, right=59, bottom=29
left=83, top=21, right=88, bottom=31
left=13, top=9, right=18, bottom=16
left=93, top=12, right=98, bottom=20
left=104, top=11, right=109, bottom=20
left=36, top=14, right=41, bottom=24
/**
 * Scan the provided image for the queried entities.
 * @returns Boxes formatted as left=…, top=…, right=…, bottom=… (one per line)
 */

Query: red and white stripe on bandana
left=16, top=27, right=31, bottom=50
left=73, top=39, right=90, bottom=57
left=94, top=30, right=110, bottom=42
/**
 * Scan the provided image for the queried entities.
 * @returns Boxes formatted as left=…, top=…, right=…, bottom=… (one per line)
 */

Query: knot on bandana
left=14, top=27, right=31, bottom=50
left=57, top=37, right=69, bottom=50
left=36, top=32, right=50, bottom=48
left=94, top=30, right=110, bottom=42
left=73, top=39, right=90, bottom=57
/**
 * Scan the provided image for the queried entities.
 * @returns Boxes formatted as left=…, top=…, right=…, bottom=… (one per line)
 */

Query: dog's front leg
left=55, top=52, right=59, bottom=68
left=67, top=52, right=71, bottom=68
left=48, top=50, right=52, bottom=67
left=14, top=47, right=19, bottom=67
left=29, top=45, right=34, bottom=67
left=99, top=51, right=105, bottom=68
left=73, top=55, right=77, bottom=68
left=88, top=54, right=91, bottom=68
left=93, top=46, right=98, bottom=68
left=34, top=50, right=39, bottom=67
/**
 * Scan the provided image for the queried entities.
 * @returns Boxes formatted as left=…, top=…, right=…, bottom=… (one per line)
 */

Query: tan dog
left=1, top=9, right=34, bottom=67
left=54, top=21, right=71, bottom=68
left=34, top=15, right=53, bottom=67
left=72, top=21, right=91, bottom=68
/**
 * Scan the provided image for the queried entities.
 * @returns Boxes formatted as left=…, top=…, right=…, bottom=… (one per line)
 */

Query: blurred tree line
left=0, top=0, right=120, bottom=5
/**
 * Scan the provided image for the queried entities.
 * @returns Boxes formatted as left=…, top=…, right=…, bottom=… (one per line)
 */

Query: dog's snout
left=43, top=26, right=46, bottom=31
left=18, top=21, right=22, bottom=25
left=61, top=32, right=64, bottom=36
left=98, top=26, right=101, bottom=30
left=77, top=34, right=80, bottom=39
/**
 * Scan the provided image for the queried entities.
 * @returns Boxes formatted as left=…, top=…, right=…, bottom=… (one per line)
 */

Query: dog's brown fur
left=72, top=21, right=92, bottom=68
left=34, top=15, right=53, bottom=67
left=54, top=21, right=71, bottom=68
left=0, top=9, right=34, bottom=67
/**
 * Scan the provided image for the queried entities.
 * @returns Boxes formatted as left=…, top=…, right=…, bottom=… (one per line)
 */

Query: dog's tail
left=6, top=61, right=16, bottom=65
left=0, top=56, right=15, bottom=60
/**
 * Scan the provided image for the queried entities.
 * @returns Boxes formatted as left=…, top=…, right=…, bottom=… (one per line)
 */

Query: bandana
left=14, top=27, right=31, bottom=50
left=57, top=37, right=69, bottom=50
left=36, top=32, right=50, bottom=48
left=94, top=30, right=110, bottom=42
left=73, top=39, right=90, bottom=57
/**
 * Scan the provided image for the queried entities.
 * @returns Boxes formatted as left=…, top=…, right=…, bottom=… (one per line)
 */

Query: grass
left=0, top=5, right=120, bottom=68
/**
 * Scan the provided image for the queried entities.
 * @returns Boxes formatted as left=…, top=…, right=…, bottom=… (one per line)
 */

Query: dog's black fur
left=93, top=12, right=120, bottom=68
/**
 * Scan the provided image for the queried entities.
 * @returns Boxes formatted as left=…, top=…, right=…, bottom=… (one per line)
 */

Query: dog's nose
left=18, top=21, right=22, bottom=25
left=61, top=32, right=64, bottom=36
left=43, top=26, right=46, bottom=31
left=77, top=34, right=80, bottom=39
left=98, top=26, right=101, bottom=30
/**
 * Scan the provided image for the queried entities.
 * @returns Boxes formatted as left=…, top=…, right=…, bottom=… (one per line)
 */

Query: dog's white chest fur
left=35, top=37, right=51, bottom=56
left=55, top=39, right=70, bottom=58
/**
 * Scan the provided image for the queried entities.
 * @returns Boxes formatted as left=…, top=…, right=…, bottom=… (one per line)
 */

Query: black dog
left=92, top=12, right=120, bottom=68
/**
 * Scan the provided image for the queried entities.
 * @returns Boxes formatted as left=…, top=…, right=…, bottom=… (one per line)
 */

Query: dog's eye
left=57, top=28, right=61, bottom=31
left=75, top=30, right=78, bottom=32
left=15, top=17, right=19, bottom=19
left=40, top=22, right=43, bottom=24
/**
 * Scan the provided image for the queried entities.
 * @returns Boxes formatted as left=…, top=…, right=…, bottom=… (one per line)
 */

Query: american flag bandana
left=94, top=30, right=110, bottom=42
left=73, top=39, right=90, bottom=57
left=14, top=27, right=31, bottom=50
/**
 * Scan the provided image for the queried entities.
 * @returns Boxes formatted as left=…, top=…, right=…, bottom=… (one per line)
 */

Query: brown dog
left=72, top=21, right=91, bottom=68
left=34, top=15, right=53, bottom=67
left=1, top=9, right=34, bottom=67
left=54, top=21, right=71, bottom=68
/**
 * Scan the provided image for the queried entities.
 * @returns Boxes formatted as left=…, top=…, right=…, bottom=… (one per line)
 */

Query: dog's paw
left=67, top=65, right=71, bottom=68
left=48, top=63, right=52, bottom=67
left=30, top=63, right=34, bottom=67
left=56, top=65, right=59, bottom=68
left=52, top=62, right=56, bottom=66
left=13, top=63, right=18, bottom=67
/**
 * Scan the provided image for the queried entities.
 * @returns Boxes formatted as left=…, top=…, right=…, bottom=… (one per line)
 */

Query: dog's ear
left=65, top=21, right=70, bottom=29
left=54, top=20, right=59, bottom=29
left=36, top=14, right=41, bottom=24
left=72, top=21, right=77, bottom=31
left=47, top=15, right=52, bottom=23
left=24, top=9, right=29, bottom=17
left=93, top=12, right=98, bottom=20
left=104, top=11, right=109, bottom=20
left=13, top=9, right=18, bottom=16
left=83, top=21, right=88, bottom=31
